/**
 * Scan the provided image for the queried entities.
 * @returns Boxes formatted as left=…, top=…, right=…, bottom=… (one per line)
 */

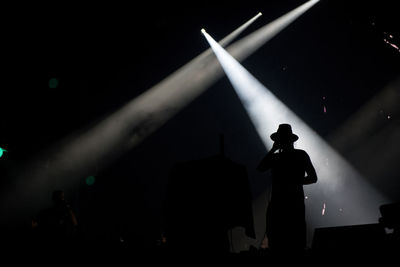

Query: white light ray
left=0, top=13, right=263, bottom=223
left=203, top=31, right=388, bottom=239
left=227, top=0, right=320, bottom=61
left=1, top=1, right=320, bottom=224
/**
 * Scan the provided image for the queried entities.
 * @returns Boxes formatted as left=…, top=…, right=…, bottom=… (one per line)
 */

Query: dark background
left=0, top=0, right=399, bottom=249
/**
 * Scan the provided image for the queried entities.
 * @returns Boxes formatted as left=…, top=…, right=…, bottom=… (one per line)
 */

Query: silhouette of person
left=164, top=151, right=255, bottom=254
left=37, top=190, right=78, bottom=244
left=257, top=124, right=317, bottom=251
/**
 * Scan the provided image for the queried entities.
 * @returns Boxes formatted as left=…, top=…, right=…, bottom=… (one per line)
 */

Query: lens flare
left=0, top=147, right=7, bottom=158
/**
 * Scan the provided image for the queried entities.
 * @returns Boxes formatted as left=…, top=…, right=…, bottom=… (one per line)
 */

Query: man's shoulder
left=294, top=149, right=309, bottom=157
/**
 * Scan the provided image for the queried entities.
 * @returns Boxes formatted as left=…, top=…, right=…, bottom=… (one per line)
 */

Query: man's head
left=270, top=124, right=298, bottom=148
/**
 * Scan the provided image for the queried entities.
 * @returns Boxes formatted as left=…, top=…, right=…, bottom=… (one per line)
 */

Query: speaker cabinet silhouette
left=312, top=223, right=386, bottom=251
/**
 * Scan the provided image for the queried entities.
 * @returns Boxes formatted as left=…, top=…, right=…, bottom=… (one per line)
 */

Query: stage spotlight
left=201, top=28, right=206, bottom=34
left=202, top=31, right=388, bottom=244
left=328, top=77, right=400, bottom=202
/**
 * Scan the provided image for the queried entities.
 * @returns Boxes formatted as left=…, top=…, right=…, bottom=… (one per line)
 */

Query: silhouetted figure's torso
left=270, top=149, right=310, bottom=203
left=259, top=148, right=317, bottom=251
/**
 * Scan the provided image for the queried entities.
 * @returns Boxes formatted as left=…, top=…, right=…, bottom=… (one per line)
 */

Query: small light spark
left=305, top=196, right=308, bottom=200
left=387, top=115, right=391, bottom=119
left=323, top=105, right=327, bottom=113
left=383, top=38, right=400, bottom=52
left=322, top=203, right=326, bottom=216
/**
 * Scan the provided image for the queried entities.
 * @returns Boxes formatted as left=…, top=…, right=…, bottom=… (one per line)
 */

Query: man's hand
left=271, top=141, right=281, bottom=153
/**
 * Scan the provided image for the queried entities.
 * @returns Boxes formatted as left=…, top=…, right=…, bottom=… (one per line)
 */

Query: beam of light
left=328, top=77, right=400, bottom=202
left=202, top=31, right=388, bottom=246
left=329, top=78, right=400, bottom=155
left=218, top=11, right=262, bottom=46
left=0, top=0, right=318, bottom=224
left=225, top=0, right=320, bottom=62
left=0, top=12, right=263, bottom=223
left=125, top=0, right=319, bottom=148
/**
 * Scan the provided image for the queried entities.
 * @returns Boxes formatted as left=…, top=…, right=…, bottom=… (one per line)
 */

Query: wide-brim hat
left=270, top=123, right=299, bottom=142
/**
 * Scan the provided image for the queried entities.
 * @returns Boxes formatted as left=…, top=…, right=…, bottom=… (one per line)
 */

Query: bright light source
left=201, top=28, right=206, bottom=34
left=0, top=147, right=7, bottom=158
left=203, top=30, right=388, bottom=245
left=258, top=12, right=262, bottom=16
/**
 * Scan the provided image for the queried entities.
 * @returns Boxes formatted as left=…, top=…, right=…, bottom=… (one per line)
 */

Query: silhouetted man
left=257, top=124, right=317, bottom=251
